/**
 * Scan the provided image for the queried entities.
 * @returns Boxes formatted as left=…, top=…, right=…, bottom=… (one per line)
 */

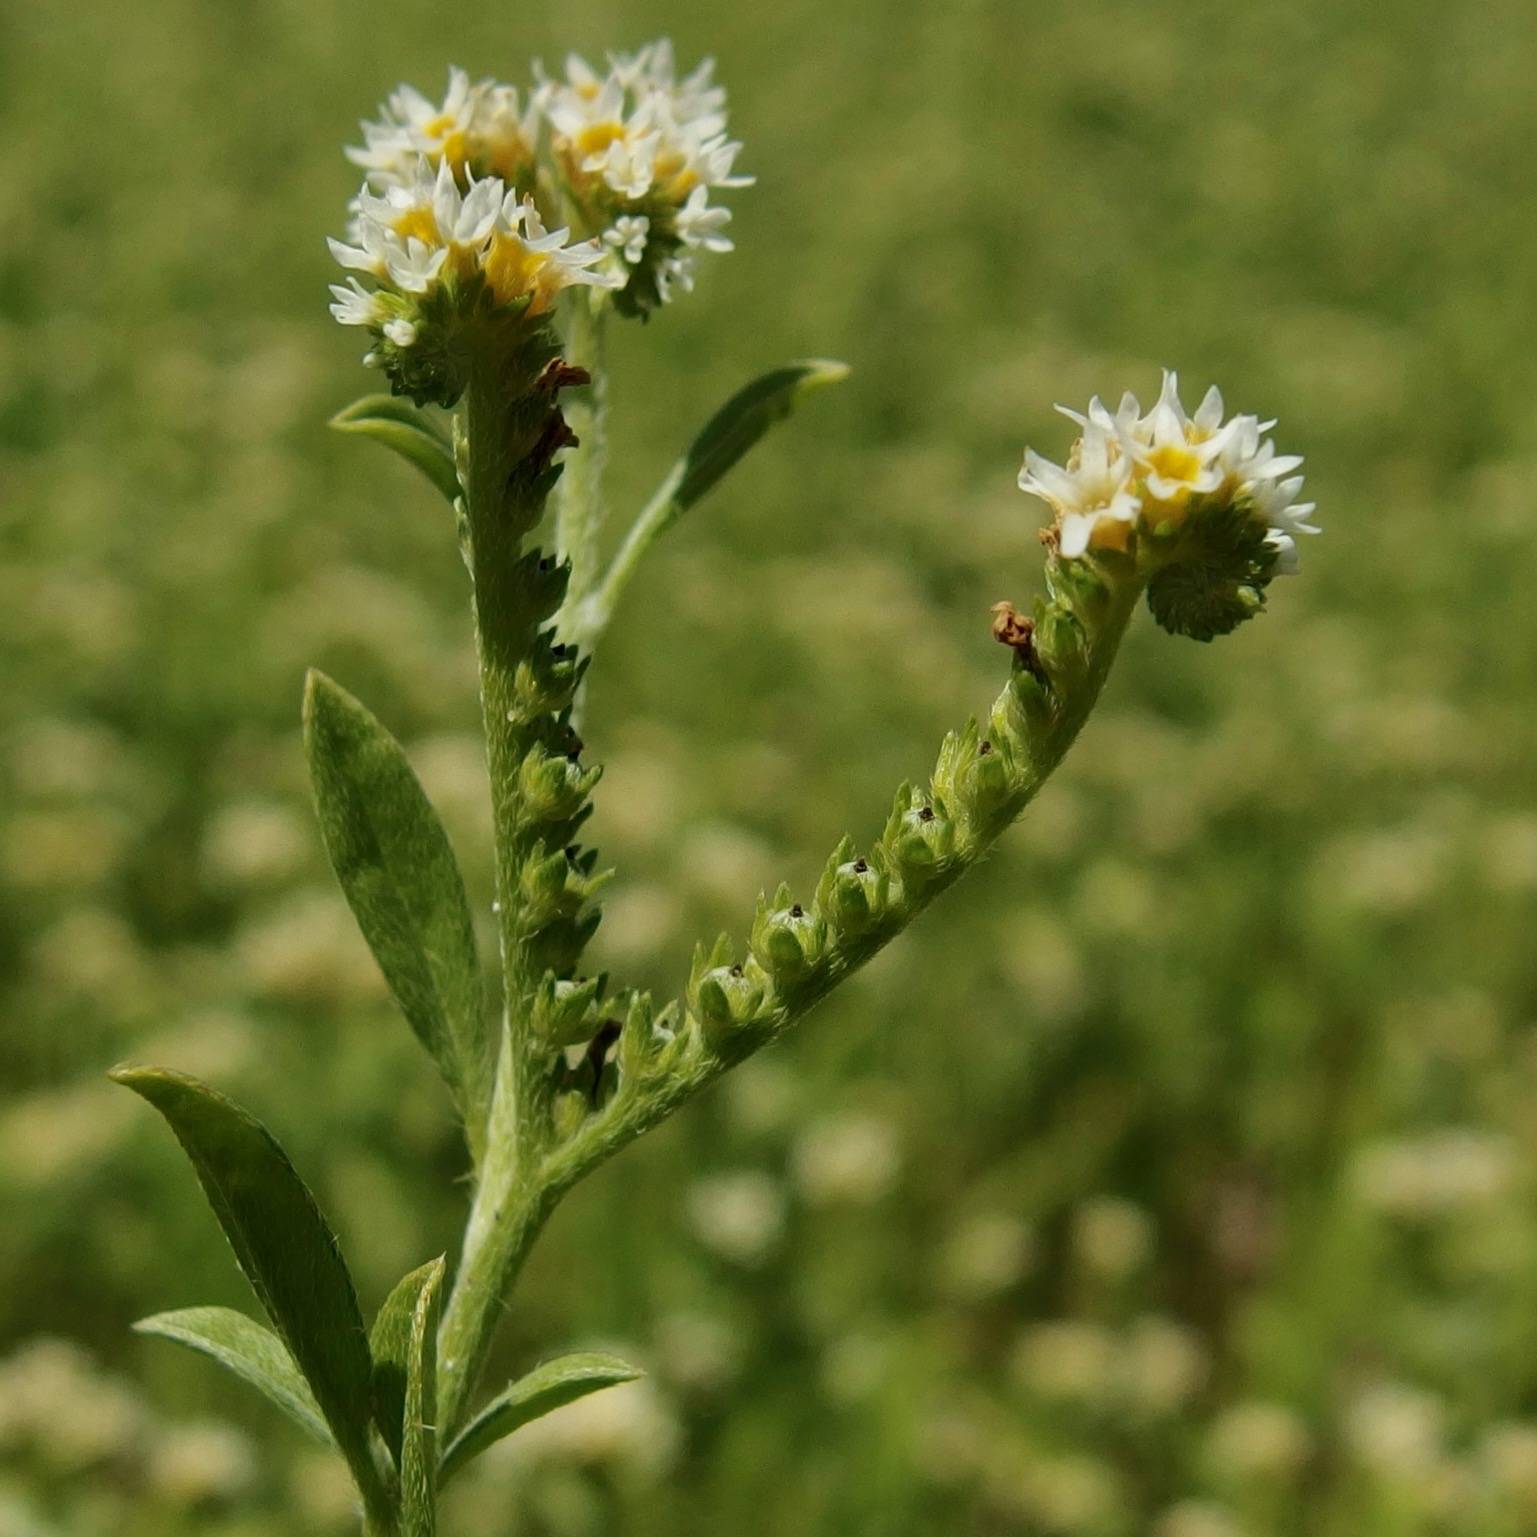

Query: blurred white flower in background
left=686, top=1171, right=786, bottom=1266
left=791, top=1110, right=902, bottom=1207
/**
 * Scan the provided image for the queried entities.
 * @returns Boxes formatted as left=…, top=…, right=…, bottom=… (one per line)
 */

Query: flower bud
left=618, top=994, right=685, bottom=1083
left=694, top=963, right=765, bottom=1047
left=506, top=549, right=571, bottom=626
left=889, top=804, right=954, bottom=885
left=750, top=900, right=826, bottom=979
left=532, top=974, right=604, bottom=1047
left=964, top=739, right=1013, bottom=819
left=513, top=642, right=588, bottom=719
left=519, top=846, right=574, bottom=919
left=518, top=744, right=600, bottom=823
left=822, top=857, right=888, bottom=934
left=1033, top=604, right=1087, bottom=680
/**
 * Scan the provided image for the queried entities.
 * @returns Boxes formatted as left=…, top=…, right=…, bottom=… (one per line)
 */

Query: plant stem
left=553, top=568, right=1145, bottom=1190
left=554, top=290, right=610, bottom=616
left=438, top=358, right=553, bottom=1438
left=563, top=462, right=683, bottom=653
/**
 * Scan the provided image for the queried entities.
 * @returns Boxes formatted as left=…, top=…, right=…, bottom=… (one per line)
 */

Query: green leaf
left=303, top=670, right=489, bottom=1163
left=330, top=394, right=461, bottom=502
left=109, top=1067, right=380, bottom=1504
left=570, top=360, right=848, bottom=653
left=400, top=1258, right=445, bottom=1537
left=438, top=1351, right=643, bottom=1487
left=669, top=358, right=849, bottom=525
left=370, top=1259, right=440, bottom=1466
left=134, top=1307, right=333, bottom=1446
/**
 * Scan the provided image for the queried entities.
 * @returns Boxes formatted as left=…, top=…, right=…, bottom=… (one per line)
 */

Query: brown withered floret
left=990, top=600, right=1034, bottom=652
left=991, top=600, right=1049, bottom=687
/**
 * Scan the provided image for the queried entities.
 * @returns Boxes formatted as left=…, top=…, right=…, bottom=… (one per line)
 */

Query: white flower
left=328, top=156, right=621, bottom=331
left=383, top=237, right=448, bottom=295
left=539, top=38, right=750, bottom=306
left=1018, top=371, right=1318, bottom=571
left=676, top=184, right=733, bottom=252
left=348, top=68, right=538, bottom=188
left=481, top=194, right=624, bottom=312
left=328, top=278, right=385, bottom=327
left=1019, top=412, right=1140, bottom=557
left=656, top=253, right=697, bottom=303
left=1125, top=371, right=1232, bottom=509
left=605, top=214, right=651, bottom=264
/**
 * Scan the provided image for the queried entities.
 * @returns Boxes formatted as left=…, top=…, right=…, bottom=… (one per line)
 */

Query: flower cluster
left=540, top=41, right=750, bottom=314
left=329, top=153, right=619, bottom=401
left=328, top=39, right=751, bottom=376
left=1019, top=372, right=1318, bottom=574
left=347, top=67, right=541, bottom=190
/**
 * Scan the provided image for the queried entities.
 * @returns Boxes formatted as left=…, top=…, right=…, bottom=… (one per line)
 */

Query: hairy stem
left=557, top=567, right=1143, bottom=1187
left=563, top=461, right=682, bottom=654
left=438, top=353, right=562, bottom=1436
left=554, top=290, right=610, bottom=614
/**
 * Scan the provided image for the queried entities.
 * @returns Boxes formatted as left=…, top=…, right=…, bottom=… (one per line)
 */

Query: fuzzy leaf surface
left=438, top=1352, right=642, bottom=1486
left=370, top=1258, right=442, bottom=1467
left=303, top=670, right=489, bottom=1162
left=666, top=359, right=849, bottom=526
left=135, top=1307, right=333, bottom=1445
left=109, top=1067, right=377, bottom=1490
left=400, top=1257, right=445, bottom=1536
left=330, top=394, right=460, bottom=502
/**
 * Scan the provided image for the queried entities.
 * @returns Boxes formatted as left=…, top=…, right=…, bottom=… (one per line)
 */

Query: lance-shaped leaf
left=303, top=670, right=490, bottom=1164
left=331, top=394, right=460, bottom=502
left=670, top=358, right=850, bottom=520
left=110, top=1067, right=382, bottom=1505
left=567, top=360, right=848, bottom=653
left=438, top=1352, right=643, bottom=1487
left=135, top=1307, right=333, bottom=1446
left=400, top=1257, right=444, bottom=1537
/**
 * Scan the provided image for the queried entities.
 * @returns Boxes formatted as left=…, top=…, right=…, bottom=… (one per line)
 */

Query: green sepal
left=330, top=394, right=461, bottom=502
left=303, top=670, right=490, bottom=1165
left=438, top=1352, right=643, bottom=1488
left=134, top=1307, right=333, bottom=1446
left=109, top=1067, right=381, bottom=1503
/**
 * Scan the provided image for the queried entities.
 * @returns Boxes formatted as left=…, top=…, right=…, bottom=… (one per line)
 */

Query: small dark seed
left=790, top=903, right=804, bottom=919
left=853, top=858, right=869, bottom=874
left=918, top=806, right=936, bottom=823
left=979, top=740, right=993, bottom=756
left=729, top=964, right=743, bottom=978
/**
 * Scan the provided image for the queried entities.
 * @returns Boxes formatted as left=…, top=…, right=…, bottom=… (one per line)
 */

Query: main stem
left=437, top=360, right=549, bottom=1438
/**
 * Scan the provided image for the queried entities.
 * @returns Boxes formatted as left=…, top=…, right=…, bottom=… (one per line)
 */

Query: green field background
left=3, top=1, right=1537, bottom=1532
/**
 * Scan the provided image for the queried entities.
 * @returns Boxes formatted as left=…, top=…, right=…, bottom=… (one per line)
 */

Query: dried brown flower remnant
left=991, top=600, right=1034, bottom=654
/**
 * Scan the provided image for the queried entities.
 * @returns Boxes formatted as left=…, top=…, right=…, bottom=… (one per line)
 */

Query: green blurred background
left=4, top=0, right=1537, bottom=1532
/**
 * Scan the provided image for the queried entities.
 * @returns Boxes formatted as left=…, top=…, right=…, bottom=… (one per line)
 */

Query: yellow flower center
left=1088, top=518, right=1133, bottom=554
left=424, top=116, right=470, bottom=174
left=1144, top=441, right=1202, bottom=488
left=482, top=232, right=558, bottom=313
left=575, top=120, right=626, bottom=158
left=391, top=207, right=441, bottom=245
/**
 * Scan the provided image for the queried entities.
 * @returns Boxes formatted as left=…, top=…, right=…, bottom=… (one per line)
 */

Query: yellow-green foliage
left=2, top=1, right=1536, bottom=1534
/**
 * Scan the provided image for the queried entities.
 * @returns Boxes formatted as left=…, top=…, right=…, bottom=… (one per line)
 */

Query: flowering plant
left=112, top=38, right=1316, bottom=1536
